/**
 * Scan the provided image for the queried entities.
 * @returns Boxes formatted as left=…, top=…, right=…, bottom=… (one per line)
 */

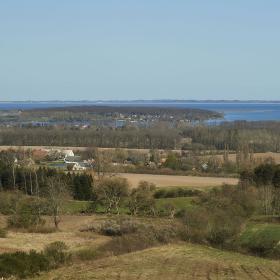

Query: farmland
left=0, top=146, right=280, bottom=163
left=118, top=173, right=238, bottom=189
left=0, top=138, right=280, bottom=279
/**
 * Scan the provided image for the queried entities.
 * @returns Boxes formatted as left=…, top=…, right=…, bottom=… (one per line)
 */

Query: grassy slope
left=35, top=243, right=280, bottom=280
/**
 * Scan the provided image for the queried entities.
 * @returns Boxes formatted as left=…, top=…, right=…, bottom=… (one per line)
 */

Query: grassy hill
left=35, top=243, right=280, bottom=280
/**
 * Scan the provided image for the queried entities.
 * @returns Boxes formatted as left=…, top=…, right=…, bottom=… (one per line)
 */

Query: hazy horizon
left=1, top=99, right=280, bottom=103
left=1, top=1, right=280, bottom=101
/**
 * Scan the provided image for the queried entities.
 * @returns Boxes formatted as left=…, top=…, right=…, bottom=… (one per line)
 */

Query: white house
left=72, top=162, right=87, bottom=171
left=62, top=150, right=75, bottom=157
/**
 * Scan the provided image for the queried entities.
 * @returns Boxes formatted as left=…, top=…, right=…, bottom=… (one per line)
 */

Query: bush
left=95, top=177, right=129, bottom=214
left=0, top=191, right=22, bottom=215
left=148, top=224, right=179, bottom=243
left=7, top=197, right=45, bottom=229
left=100, top=220, right=122, bottom=236
left=129, top=181, right=156, bottom=216
left=0, top=228, right=7, bottom=238
left=100, top=232, right=157, bottom=255
left=238, top=224, right=280, bottom=257
left=44, top=241, right=70, bottom=269
left=158, top=203, right=177, bottom=218
left=100, top=217, right=139, bottom=236
left=0, top=241, right=70, bottom=278
left=0, top=250, right=49, bottom=279
left=154, top=188, right=201, bottom=199
left=75, top=248, right=97, bottom=261
left=182, top=185, right=254, bottom=246
left=99, top=222, right=183, bottom=256
left=206, top=210, right=243, bottom=246
left=183, top=207, right=209, bottom=243
left=27, top=225, right=56, bottom=234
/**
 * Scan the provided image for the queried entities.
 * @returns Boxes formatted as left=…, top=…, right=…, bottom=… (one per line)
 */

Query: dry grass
left=0, top=215, right=110, bottom=253
left=1, top=212, right=280, bottom=279
left=35, top=243, right=280, bottom=280
left=213, top=152, right=280, bottom=164
left=118, top=173, right=238, bottom=189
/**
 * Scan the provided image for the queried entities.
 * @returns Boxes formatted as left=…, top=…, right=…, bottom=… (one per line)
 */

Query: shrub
left=27, top=225, right=56, bottom=234
left=44, top=241, right=70, bottom=269
left=99, top=222, right=183, bottom=256
left=183, top=186, right=256, bottom=246
left=79, top=222, right=101, bottom=233
left=238, top=224, right=280, bottom=257
left=158, top=203, right=177, bottom=218
left=75, top=248, right=97, bottom=261
left=0, top=250, right=49, bottom=279
left=100, top=217, right=138, bottom=236
left=95, top=177, right=129, bottom=214
left=100, top=232, right=157, bottom=255
left=183, top=207, right=209, bottom=243
left=148, top=224, right=179, bottom=243
left=100, top=220, right=121, bottom=236
left=182, top=195, right=246, bottom=246
left=154, top=188, right=201, bottom=199
left=206, top=210, right=243, bottom=246
left=7, top=197, right=45, bottom=229
left=129, top=181, right=156, bottom=216
left=0, top=228, right=7, bottom=238
left=0, top=191, right=22, bottom=215
left=0, top=241, right=70, bottom=278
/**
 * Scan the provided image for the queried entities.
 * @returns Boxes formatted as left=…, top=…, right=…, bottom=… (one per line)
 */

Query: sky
left=0, top=1, right=280, bottom=101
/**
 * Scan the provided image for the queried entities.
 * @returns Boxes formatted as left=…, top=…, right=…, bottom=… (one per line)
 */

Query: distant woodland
left=0, top=121, right=279, bottom=152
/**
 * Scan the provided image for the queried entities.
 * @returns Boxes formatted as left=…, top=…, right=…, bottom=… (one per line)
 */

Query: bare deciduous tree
left=45, top=177, right=69, bottom=229
left=96, top=177, right=129, bottom=214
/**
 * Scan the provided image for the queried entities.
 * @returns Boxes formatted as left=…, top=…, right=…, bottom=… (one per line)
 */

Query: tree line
left=0, top=121, right=279, bottom=151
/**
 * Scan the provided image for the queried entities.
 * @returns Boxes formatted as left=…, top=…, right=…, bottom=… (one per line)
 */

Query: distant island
left=1, top=99, right=280, bottom=103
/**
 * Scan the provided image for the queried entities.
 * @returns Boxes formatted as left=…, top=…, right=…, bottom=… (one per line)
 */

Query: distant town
left=0, top=105, right=222, bottom=129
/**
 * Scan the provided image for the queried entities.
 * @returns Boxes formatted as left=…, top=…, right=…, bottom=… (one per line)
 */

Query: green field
left=63, top=196, right=196, bottom=215
left=156, top=197, right=196, bottom=211
left=62, top=200, right=92, bottom=214
left=238, top=222, right=280, bottom=257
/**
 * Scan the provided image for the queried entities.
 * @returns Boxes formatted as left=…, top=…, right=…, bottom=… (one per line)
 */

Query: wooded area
left=0, top=121, right=279, bottom=151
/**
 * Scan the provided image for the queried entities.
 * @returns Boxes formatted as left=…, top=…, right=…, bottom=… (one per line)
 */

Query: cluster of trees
left=0, top=127, right=179, bottom=149
left=182, top=121, right=280, bottom=152
left=162, top=151, right=239, bottom=174
left=0, top=121, right=279, bottom=152
left=0, top=148, right=159, bottom=227
left=92, top=179, right=156, bottom=216
left=240, top=163, right=280, bottom=215
left=0, top=163, right=92, bottom=201
left=183, top=184, right=257, bottom=246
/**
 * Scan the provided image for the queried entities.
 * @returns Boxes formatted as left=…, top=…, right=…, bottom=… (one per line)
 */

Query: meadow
left=1, top=213, right=280, bottom=280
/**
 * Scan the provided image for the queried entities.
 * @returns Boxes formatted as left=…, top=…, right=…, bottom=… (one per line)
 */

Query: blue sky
left=1, top=1, right=280, bottom=101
